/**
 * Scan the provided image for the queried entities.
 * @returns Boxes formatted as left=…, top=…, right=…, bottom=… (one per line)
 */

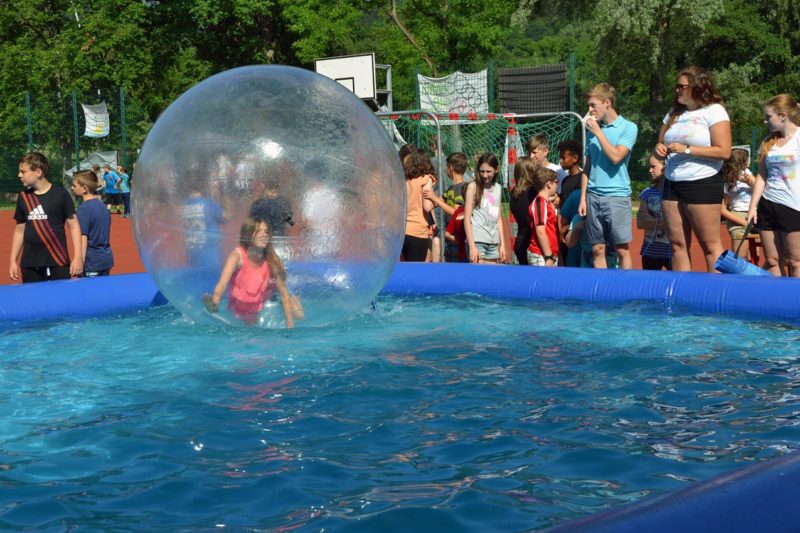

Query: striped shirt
left=639, top=186, right=671, bottom=259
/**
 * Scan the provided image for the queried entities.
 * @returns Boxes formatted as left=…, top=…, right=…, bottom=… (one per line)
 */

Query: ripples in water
left=1, top=296, right=799, bottom=531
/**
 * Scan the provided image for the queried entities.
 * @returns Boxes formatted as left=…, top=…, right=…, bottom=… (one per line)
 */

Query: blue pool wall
left=2, top=262, right=800, bottom=532
left=3, top=262, right=800, bottom=324
left=546, top=450, right=800, bottom=532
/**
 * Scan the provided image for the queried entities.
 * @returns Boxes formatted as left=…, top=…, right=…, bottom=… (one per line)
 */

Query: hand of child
left=202, top=293, right=219, bottom=313
left=70, top=257, right=83, bottom=278
left=585, top=116, right=601, bottom=135
left=289, top=294, right=304, bottom=320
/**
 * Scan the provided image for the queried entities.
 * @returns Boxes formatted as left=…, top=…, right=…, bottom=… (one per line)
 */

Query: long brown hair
left=665, top=66, right=725, bottom=130
left=471, top=153, right=499, bottom=207
left=722, top=148, right=748, bottom=191
left=511, top=156, right=537, bottom=199
left=758, top=94, right=800, bottom=163
left=403, top=149, right=435, bottom=180
left=239, top=217, right=286, bottom=281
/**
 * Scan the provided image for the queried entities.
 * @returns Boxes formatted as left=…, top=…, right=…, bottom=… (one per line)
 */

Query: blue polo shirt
left=586, top=115, right=638, bottom=197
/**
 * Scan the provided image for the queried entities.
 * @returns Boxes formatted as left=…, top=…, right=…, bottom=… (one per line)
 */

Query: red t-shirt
left=527, top=195, right=558, bottom=256
left=445, top=205, right=467, bottom=261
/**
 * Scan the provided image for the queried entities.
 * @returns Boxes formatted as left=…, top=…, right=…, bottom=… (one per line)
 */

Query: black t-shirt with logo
left=14, top=184, right=75, bottom=267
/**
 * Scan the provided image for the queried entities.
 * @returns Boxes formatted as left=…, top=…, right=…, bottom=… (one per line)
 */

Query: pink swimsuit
left=228, top=247, right=274, bottom=323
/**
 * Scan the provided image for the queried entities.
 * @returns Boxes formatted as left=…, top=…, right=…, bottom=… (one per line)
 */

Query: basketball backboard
left=315, top=53, right=377, bottom=100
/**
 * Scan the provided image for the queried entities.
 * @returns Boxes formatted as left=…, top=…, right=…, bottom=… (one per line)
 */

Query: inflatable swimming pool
left=2, top=263, right=799, bottom=531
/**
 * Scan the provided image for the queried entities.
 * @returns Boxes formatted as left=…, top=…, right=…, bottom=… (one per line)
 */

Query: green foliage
left=0, top=0, right=797, bottom=160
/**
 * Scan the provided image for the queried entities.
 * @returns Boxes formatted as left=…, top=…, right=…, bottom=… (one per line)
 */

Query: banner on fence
left=81, top=102, right=110, bottom=138
left=417, top=70, right=488, bottom=119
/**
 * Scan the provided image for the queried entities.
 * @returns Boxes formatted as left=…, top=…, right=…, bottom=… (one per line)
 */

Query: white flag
left=81, top=102, right=110, bottom=138
left=417, top=70, right=489, bottom=116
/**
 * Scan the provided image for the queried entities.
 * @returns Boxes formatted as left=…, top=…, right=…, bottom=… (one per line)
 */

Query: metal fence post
left=24, top=92, right=33, bottom=151
left=72, top=91, right=81, bottom=170
left=569, top=51, right=575, bottom=114
left=414, top=65, right=421, bottom=110
left=488, top=60, right=494, bottom=113
left=120, top=87, right=127, bottom=166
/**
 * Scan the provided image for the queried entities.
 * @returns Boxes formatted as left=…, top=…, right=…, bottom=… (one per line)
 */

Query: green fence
left=383, top=111, right=764, bottom=190
left=0, top=88, right=151, bottom=193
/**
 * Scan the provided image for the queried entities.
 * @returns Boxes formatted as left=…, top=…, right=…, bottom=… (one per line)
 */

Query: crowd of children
left=9, top=81, right=800, bottom=296
left=9, top=153, right=118, bottom=283
left=399, top=77, right=800, bottom=279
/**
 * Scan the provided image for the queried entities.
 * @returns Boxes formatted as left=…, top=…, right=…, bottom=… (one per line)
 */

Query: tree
left=590, top=0, right=723, bottom=106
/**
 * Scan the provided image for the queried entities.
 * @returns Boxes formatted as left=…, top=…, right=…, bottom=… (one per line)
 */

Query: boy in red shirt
left=527, top=167, right=559, bottom=266
left=444, top=195, right=467, bottom=262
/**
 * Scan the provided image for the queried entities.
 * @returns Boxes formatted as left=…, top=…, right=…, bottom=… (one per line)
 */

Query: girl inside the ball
left=203, top=217, right=303, bottom=327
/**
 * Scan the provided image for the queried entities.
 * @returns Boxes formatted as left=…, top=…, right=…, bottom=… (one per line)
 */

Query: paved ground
left=0, top=210, right=731, bottom=286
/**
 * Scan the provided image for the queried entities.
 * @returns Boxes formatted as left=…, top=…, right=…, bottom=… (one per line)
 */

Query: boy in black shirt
left=9, top=152, right=83, bottom=283
left=557, top=139, right=584, bottom=207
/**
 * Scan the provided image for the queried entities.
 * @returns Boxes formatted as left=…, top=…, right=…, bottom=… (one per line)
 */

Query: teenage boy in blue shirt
left=578, top=83, right=638, bottom=269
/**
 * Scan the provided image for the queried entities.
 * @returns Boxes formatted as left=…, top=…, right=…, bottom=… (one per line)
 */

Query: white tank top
left=471, top=182, right=502, bottom=244
left=763, top=129, right=800, bottom=212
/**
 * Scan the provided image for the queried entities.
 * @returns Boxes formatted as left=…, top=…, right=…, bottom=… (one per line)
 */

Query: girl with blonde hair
left=747, top=94, right=800, bottom=276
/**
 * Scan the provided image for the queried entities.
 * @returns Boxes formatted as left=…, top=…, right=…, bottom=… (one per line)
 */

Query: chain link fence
left=380, top=112, right=582, bottom=193
left=0, top=88, right=151, bottom=195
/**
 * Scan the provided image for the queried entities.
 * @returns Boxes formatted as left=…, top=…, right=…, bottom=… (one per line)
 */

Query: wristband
left=544, top=255, right=556, bottom=261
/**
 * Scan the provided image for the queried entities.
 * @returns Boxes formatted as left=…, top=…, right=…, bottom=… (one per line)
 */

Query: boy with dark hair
left=557, top=139, right=584, bottom=263
left=9, top=152, right=82, bottom=282
left=72, top=170, right=114, bottom=276
left=557, top=139, right=583, bottom=206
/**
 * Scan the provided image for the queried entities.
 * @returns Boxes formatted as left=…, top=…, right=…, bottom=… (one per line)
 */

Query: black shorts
left=641, top=255, right=671, bottom=271
left=757, top=197, right=800, bottom=232
left=663, top=172, right=724, bottom=204
left=21, top=265, right=70, bottom=283
left=105, top=193, right=123, bottom=205
left=402, top=235, right=430, bottom=262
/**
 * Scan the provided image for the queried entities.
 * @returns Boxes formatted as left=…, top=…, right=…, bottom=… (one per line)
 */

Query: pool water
left=2, top=296, right=800, bottom=531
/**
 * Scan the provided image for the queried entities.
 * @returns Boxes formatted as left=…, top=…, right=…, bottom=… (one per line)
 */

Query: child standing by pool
left=721, top=148, right=755, bottom=261
left=9, top=152, right=82, bottom=282
left=637, top=153, right=672, bottom=270
left=204, top=217, right=303, bottom=327
left=509, top=156, right=537, bottom=265
left=747, top=94, right=800, bottom=276
left=103, top=164, right=122, bottom=214
left=527, top=167, right=559, bottom=266
left=117, top=166, right=132, bottom=218
left=401, top=149, right=435, bottom=262
left=444, top=193, right=467, bottom=262
left=464, top=153, right=508, bottom=263
left=72, top=170, right=114, bottom=277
